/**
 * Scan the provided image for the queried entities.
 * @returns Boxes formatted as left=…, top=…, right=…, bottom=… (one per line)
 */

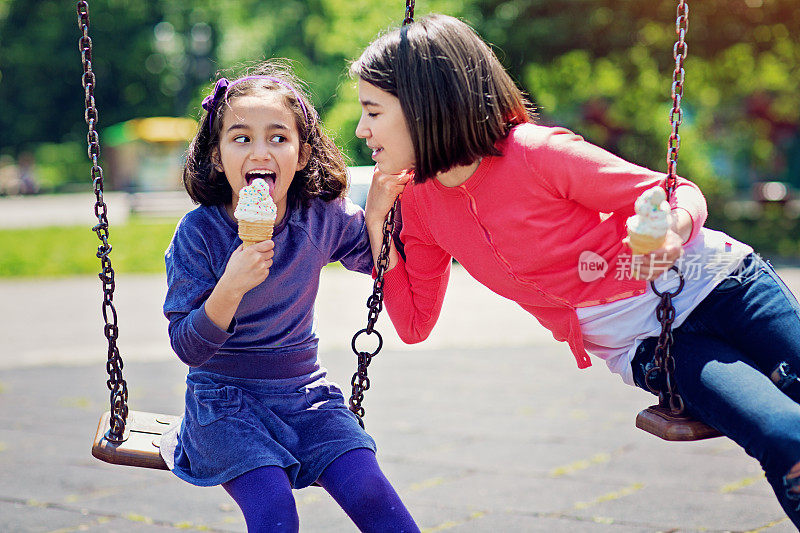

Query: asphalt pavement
left=2, top=263, right=800, bottom=533
left=2, top=192, right=800, bottom=532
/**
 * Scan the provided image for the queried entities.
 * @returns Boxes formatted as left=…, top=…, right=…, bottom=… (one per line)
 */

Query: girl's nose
left=250, top=140, right=271, bottom=160
left=355, top=115, right=369, bottom=139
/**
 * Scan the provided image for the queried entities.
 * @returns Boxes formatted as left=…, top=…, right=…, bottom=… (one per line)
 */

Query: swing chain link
left=646, top=268, right=686, bottom=413
left=403, top=0, right=416, bottom=26
left=666, top=0, right=688, bottom=186
left=349, top=199, right=398, bottom=427
left=647, top=0, right=689, bottom=415
left=77, top=0, right=129, bottom=442
left=348, top=3, right=415, bottom=428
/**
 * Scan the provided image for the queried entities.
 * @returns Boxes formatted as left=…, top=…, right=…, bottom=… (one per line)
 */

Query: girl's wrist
left=216, top=275, right=247, bottom=301
left=366, top=213, right=388, bottom=230
left=204, top=279, right=244, bottom=332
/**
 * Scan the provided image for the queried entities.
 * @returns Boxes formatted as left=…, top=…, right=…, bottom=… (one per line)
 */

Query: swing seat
left=636, top=405, right=723, bottom=441
left=92, top=410, right=181, bottom=470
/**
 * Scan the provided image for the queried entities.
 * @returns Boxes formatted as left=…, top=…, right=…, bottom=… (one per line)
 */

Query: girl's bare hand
left=365, top=167, right=411, bottom=225
left=220, top=240, right=275, bottom=296
left=624, top=230, right=684, bottom=281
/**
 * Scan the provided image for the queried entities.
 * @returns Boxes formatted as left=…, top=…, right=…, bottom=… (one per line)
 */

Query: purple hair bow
left=201, top=78, right=230, bottom=114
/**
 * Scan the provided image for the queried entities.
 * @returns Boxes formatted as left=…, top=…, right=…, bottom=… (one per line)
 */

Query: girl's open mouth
left=245, top=170, right=276, bottom=187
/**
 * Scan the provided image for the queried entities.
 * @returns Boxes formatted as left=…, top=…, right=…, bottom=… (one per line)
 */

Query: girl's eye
left=233, top=135, right=249, bottom=143
left=270, top=135, right=286, bottom=143
left=367, top=112, right=379, bottom=118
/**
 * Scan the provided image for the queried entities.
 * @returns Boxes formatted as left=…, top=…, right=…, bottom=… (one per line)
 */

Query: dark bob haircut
left=350, top=14, right=533, bottom=182
left=183, top=60, right=348, bottom=207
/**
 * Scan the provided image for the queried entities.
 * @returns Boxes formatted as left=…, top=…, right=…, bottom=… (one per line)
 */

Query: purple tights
left=222, top=448, right=419, bottom=532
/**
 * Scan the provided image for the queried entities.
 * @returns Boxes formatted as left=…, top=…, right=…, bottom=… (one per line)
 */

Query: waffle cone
left=238, top=220, right=274, bottom=248
left=627, top=231, right=666, bottom=255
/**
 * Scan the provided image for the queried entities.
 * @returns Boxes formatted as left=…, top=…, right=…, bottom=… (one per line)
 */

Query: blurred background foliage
left=0, top=0, right=799, bottom=255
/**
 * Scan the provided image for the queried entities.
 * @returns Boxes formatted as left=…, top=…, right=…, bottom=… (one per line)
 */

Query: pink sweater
left=382, top=123, right=708, bottom=369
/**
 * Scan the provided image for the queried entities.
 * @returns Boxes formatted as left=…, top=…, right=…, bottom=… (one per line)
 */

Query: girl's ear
left=211, top=147, right=224, bottom=172
left=296, top=142, right=311, bottom=171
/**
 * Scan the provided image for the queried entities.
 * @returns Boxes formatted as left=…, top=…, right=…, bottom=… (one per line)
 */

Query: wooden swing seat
left=92, top=410, right=323, bottom=487
left=636, top=405, right=723, bottom=441
left=92, top=410, right=181, bottom=470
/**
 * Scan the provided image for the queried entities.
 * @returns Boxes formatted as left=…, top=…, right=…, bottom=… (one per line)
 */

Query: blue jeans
left=632, top=253, right=800, bottom=525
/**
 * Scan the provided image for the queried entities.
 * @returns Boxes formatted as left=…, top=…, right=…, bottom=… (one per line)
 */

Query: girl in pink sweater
left=354, top=14, right=800, bottom=525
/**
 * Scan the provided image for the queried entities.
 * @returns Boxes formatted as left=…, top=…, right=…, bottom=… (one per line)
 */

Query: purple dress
left=160, top=197, right=376, bottom=488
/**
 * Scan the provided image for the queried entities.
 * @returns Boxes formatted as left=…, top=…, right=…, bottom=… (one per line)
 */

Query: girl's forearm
left=671, top=208, right=693, bottom=244
left=672, top=182, right=707, bottom=243
left=204, top=279, right=244, bottom=331
left=366, top=217, right=399, bottom=272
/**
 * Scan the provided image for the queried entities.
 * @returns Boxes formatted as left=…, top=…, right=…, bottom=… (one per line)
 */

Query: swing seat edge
left=636, top=405, right=723, bottom=441
left=92, top=410, right=181, bottom=470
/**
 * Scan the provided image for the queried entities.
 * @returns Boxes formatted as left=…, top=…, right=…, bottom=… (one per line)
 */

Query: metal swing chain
left=77, top=1, right=129, bottom=442
left=645, top=0, right=689, bottom=414
left=403, top=0, right=416, bottom=25
left=667, top=0, right=688, bottom=187
left=348, top=200, right=396, bottom=426
left=348, top=0, right=415, bottom=427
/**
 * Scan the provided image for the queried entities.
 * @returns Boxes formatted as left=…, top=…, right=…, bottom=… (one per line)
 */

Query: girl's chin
left=377, top=162, right=413, bottom=175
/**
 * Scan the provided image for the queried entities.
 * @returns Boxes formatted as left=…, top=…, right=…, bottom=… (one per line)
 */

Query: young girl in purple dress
left=160, top=60, right=419, bottom=532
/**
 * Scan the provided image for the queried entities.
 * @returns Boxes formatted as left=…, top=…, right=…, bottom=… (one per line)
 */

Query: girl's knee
left=223, top=466, right=299, bottom=533
left=345, top=470, right=396, bottom=504
left=242, top=494, right=299, bottom=533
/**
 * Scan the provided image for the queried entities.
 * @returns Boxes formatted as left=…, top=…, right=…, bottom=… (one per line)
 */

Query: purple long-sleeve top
left=163, top=197, right=372, bottom=379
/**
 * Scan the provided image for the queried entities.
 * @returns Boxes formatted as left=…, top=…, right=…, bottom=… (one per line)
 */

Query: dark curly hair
left=183, top=60, right=348, bottom=207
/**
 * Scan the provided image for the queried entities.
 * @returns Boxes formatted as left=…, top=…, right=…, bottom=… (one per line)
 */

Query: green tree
left=471, top=1, right=800, bottom=191
left=200, top=0, right=467, bottom=163
left=1, top=0, right=798, bottom=197
left=0, top=0, right=459, bottom=171
left=0, top=0, right=186, bottom=151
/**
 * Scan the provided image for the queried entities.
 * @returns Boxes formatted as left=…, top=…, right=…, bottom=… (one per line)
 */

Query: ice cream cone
left=627, top=231, right=666, bottom=255
left=238, top=220, right=274, bottom=248
left=626, top=186, right=670, bottom=256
